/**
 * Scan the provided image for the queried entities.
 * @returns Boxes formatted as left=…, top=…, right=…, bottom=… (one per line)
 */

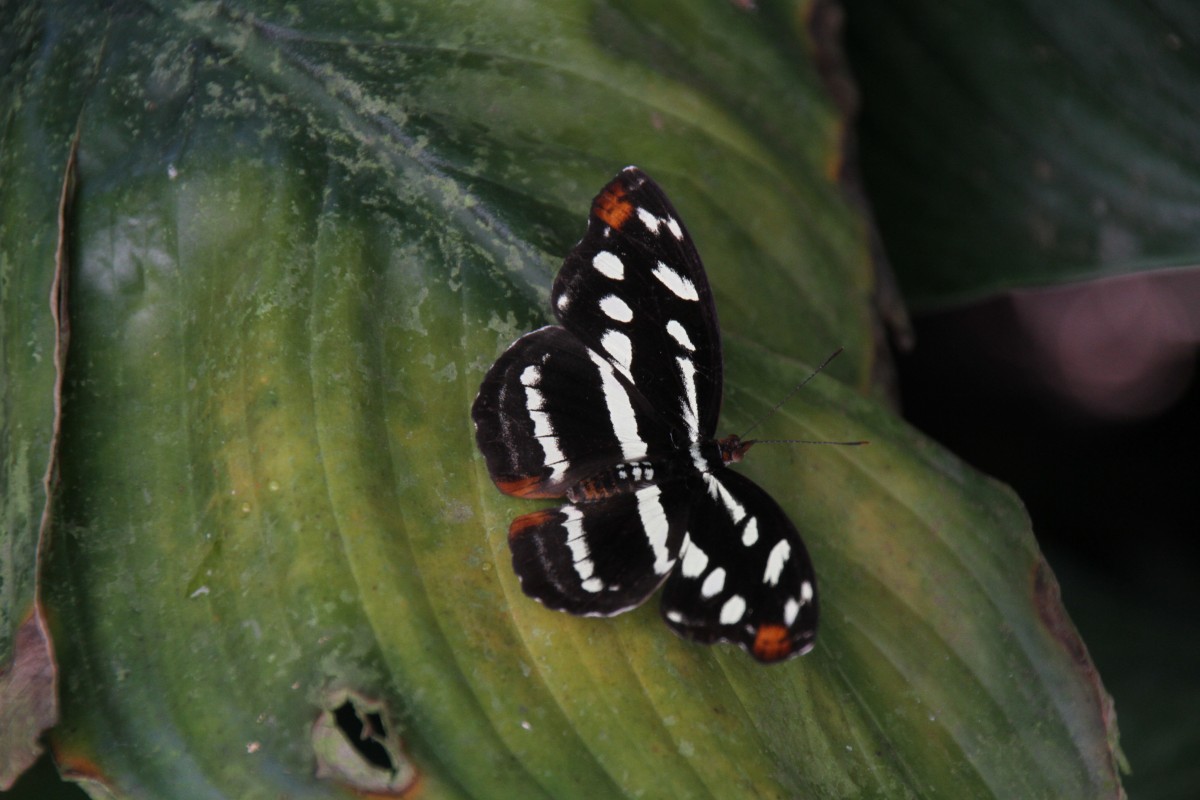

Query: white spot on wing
left=586, top=348, right=647, bottom=461
left=704, top=474, right=746, bottom=523
left=784, top=598, right=801, bottom=626
left=679, top=533, right=708, bottom=578
left=593, top=250, right=624, bottom=280
left=741, top=517, right=759, bottom=547
left=676, top=356, right=699, bottom=438
left=635, top=207, right=684, bottom=241
left=636, top=486, right=674, bottom=575
left=665, top=216, right=683, bottom=240
left=556, top=293, right=571, bottom=313
left=520, top=366, right=567, bottom=482
left=701, top=567, right=726, bottom=599
left=636, top=207, right=661, bottom=233
left=563, top=507, right=597, bottom=587
left=666, top=610, right=684, bottom=624
left=801, top=580, right=814, bottom=603
left=719, top=595, right=746, bottom=625
left=601, top=330, right=634, bottom=380
left=599, top=294, right=633, bottom=323
left=652, top=262, right=699, bottom=301
left=561, top=504, right=584, bottom=534
left=764, top=539, right=791, bottom=586
left=666, top=320, right=695, bottom=351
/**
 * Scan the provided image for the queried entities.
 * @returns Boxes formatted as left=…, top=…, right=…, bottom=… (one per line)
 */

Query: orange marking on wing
left=509, top=509, right=559, bottom=540
left=593, top=181, right=635, bottom=230
left=495, top=475, right=552, bottom=498
left=752, top=623, right=793, bottom=662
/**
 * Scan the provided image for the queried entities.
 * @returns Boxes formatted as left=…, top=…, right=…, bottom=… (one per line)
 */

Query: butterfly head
left=717, top=434, right=756, bottom=464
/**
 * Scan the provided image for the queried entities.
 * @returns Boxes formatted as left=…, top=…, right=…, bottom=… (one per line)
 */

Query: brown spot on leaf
left=52, top=749, right=105, bottom=782
left=1033, top=561, right=1090, bottom=668
left=1033, top=561, right=1129, bottom=780
left=0, top=612, right=59, bottom=789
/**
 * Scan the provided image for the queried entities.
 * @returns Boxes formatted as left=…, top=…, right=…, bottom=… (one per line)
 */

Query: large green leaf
left=845, top=0, right=1200, bottom=309
left=2, top=1, right=1124, bottom=797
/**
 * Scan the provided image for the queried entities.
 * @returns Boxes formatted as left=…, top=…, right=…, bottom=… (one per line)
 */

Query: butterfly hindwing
left=508, top=481, right=691, bottom=616
left=551, top=168, right=724, bottom=443
left=660, top=469, right=818, bottom=663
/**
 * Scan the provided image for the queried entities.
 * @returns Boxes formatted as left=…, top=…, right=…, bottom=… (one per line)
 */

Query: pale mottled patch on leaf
left=0, top=613, right=58, bottom=789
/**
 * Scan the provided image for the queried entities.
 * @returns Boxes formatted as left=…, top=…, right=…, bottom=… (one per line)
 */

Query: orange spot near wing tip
left=495, top=475, right=546, bottom=498
left=594, top=181, right=634, bottom=230
left=752, top=623, right=793, bottom=662
left=509, top=510, right=557, bottom=540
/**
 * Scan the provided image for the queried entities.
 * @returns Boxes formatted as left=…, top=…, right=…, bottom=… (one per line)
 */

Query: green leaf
left=845, top=0, right=1200, bottom=309
left=0, top=2, right=86, bottom=784
left=3, top=1, right=1124, bottom=798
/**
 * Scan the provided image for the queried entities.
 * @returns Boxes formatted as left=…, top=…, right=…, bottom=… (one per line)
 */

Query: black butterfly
left=472, top=167, right=817, bottom=662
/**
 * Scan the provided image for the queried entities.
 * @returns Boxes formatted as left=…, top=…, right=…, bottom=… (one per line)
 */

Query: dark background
left=896, top=296, right=1200, bottom=798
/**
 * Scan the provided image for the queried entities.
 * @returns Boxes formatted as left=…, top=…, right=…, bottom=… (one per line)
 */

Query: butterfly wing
left=472, top=325, right=676, bottom=498
left=660, top=469, right=818, bottom=663
left=551, top=167, right=724, bottom=444
left=508, top=481, right=691, bottom=616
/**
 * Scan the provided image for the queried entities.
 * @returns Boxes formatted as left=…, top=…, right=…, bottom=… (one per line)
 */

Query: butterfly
left=471, top=166, right=818, bottom=662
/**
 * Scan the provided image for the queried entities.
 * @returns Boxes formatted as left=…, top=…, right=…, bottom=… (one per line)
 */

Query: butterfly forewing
left=552, top=169, right=724, bottom=443
left=660, top=469, right=818, bottom=663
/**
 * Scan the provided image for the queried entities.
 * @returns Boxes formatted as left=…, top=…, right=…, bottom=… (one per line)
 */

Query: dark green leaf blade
left=0, top=1, right=1128, bottom=798
left=0, top=4, right=99, bottom=785
left=846, top=0, right=1200, bottom=309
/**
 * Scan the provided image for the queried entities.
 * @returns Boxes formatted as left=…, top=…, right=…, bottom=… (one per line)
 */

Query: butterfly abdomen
left=566, top=460, right=660, bottom=503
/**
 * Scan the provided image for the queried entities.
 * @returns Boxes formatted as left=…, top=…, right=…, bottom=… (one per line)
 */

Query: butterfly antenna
left=738, top=348, right=859, bottom=442
left=751, top=437, right=869, bottom=447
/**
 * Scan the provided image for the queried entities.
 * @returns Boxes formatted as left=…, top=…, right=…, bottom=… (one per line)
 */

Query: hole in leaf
left=333, top=700, right=394, bottom=772
left=312, top=689, right=417, bottom=795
